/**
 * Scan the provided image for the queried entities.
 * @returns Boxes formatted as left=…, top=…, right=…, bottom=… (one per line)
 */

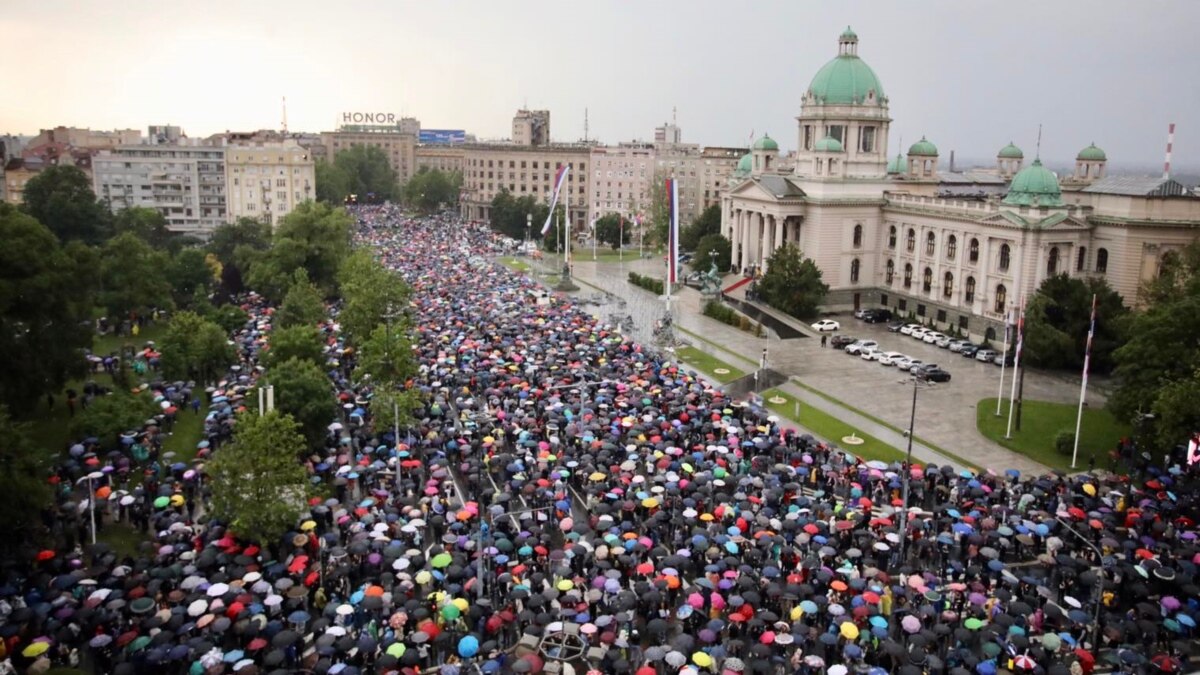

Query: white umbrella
left=206, top=582, right=230, bottom=597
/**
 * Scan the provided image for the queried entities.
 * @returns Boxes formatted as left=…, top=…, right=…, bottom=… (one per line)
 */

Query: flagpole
left=996, top=311, right=1010, bottom=416
left=1005, top=298, right=1024, bottom=439
left=619, top=215, right=624, bottom=263
left=1071, top=294, right=1098, bottom=468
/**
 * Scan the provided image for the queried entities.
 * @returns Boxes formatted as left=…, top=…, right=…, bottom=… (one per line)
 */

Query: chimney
left=949, top=150, right=956, bottom=173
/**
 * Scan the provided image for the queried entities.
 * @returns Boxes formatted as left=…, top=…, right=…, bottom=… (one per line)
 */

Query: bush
left=627, top=272, right=664, bottom=295
left=703, top=300, right=765, bottom=337
left=1054, top=430, right=1076, bottom=456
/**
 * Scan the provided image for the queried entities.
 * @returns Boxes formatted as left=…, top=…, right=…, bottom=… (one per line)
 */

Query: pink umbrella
left=902, top=615, right=921, bottom=634
left=688, top=593, right=705, bottom=609
left=710, top=593, right=726, bottom=610
left=560, top=518, right=574, bottom=531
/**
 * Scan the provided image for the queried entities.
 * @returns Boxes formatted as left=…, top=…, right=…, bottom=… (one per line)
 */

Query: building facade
left=459, top=143, right=592, bottom=227
left=415, top=145, right=465, bottom=175
left=321, top=125, right=418, bottom=185
left=588, top=142, right=655, bottom=227
left=93, top=145, right=227, bottom=235
left=724, top=27, right=1200, bottom=340
left=224, top=140, right=315, bottom=226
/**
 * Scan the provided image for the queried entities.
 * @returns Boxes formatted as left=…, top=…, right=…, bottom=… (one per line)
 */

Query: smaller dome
left=1077, top=143, right=1107, bottom=161
left=998, top=142, right=1024, bottom=159
left=735, top=153, right=752, bottom=175
left=813, top=136, right=844, bottom=153
left=908, top=137, right=938, bottom=157
left=887, top=153, right=905, bottom=174
left=1003, top=159, right=1064, bottom=207
left=752, top=135, right=779, bottom=152
left=840, top=26, right=858, bottom=41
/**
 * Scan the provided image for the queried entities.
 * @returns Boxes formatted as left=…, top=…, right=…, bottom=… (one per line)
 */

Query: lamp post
left=1056, top=517, right=1105, bottom=650
left=895, top=372, right=933, bottom=568
left=525, top=213, right=532, bottom=250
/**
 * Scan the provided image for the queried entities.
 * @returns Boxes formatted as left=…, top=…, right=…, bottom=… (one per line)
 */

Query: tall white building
left=224, top=140, right=315, bottom=226
left=93, top=145, right=227, bottom=235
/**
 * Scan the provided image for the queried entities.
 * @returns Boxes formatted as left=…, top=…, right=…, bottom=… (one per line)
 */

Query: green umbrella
left=982, top=643, right=1001, bottom=658
left=386, top=642, right=406, bottom=657
left=431, top=553, right=453, bottom=568
left=154, top=496, right=170, bottom=509
left=964, top=617, right=984, bottom=630
left=1041, top=633, right=1062, bottom=651
left=441, top=604, right=461, bottom=620
left=128, top=635, right=152, bottom=652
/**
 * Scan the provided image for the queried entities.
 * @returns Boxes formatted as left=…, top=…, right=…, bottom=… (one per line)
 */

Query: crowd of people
left=2, top=206, right=1198, bottom=675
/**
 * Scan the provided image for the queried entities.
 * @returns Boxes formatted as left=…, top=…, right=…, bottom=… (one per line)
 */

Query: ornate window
left=1047, top=246, right=1060, bottom=276
left=922, top=267, right=932, bottom=294
left=999, top=244, right=1011, bottom=271
left=947, top=235, right=957, bottom=260
left=1076, top=247, right=1087, bottom=272
left=906, top=229, right=916, bottom=252
left=995, top=284, right=1007, bottom=313
left=965, top=276, right=976, bottom=303
left=943, top=272, right=954, bottom=298
left=886, top=259, right=895, bottom=284
left=925, top=232, right=936, bottom=256
left=1096, top=248, right=1108, bottom=273
left=850, top=258, right=860, bottom=283
left=888, top=225, right=897, bottom=249
left=904, top=263, right=913, bottom=288
left=969, top=238, right=980, bottom=263
left=853, top=224, right=863, bottom=248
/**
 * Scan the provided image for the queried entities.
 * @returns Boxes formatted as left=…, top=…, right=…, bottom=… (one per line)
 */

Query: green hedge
left=704, top=300, right=764, bottom=337
left=627, top=272, right=664, bottom=295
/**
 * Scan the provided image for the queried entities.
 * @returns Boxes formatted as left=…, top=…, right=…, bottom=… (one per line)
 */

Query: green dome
left=998, top=142, right=1024, bottom=159
left=735, top=153, right=752, bottom=175
left=807, top=33, right=885, bottom=105
left=751, top=134, right=779, bottom=151
left=1076, top=143, right=1107, bottom=161
left=813, top=136, right=844, bottom=152
left=887, top=153, right=905, bottom=174
left=908, top=137, right=938, bottom=157
left=1003, top=159, right=1064, bottom=207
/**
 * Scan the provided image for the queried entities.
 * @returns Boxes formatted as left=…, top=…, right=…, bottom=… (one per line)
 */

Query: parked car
left=948, top=340, right=973, bottom=353
left=830, top=335, right=858, bottom=349
left=894, top=356, right=923, bottom=371
left=912, top=363, right=941, bottom=375
left=993, top=351, right=1016, bottom=367
left=899, top=324, right=921, bottom=335
left=923, top=331, right=947, bottom=345
left=887, top=321, right=907, bottom=332
left=959, top=344, right=980, bottom=358
left=924, top=368, right=952, bottom=383
left=844, top=339, right=879, bottom=355
left=975, top=349, right=999, bottom=363
left=860, top=347, right=882, bottom=361
left=878, top=351, right=907, bottom=366
left=853, top=308, right=870, bottom=319
left=910, top=327, right=930, bottom=340
left=811, top=319, right=840, bottom=332
left=934, top=335, right=955, bottom=348
left=862, top=309, right=894, bottom=324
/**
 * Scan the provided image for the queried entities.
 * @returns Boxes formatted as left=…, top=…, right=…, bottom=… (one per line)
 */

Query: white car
left=860, top=346, right=882, bottom=361
left=923, top=331, right=947, bottom=344
left=910, top=327, right=930, bottom=340
left=878, top=351, right=907, bottom=366
left=894, top=356, right=924, bottom=371
left=811, top=319, right=840, bottom=332
left=844, top=339, right=879, bottom=355
left=899, top=324, right=921, bottom=336
left=948, top=340, right=970, bottom=353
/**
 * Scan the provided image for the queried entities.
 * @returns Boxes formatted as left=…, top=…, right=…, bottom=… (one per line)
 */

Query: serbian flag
left=540, top=165, right=570, bottom=235
left=666, top=178, right=680, bottom=287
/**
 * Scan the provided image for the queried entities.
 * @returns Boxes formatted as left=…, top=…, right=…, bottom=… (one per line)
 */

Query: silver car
left=975, top=349, right=999, bottom=362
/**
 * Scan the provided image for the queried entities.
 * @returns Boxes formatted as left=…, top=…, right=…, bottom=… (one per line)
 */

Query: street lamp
left=525, top=213, right=532, bottom=249
left=1055, top=517, right=1105, bottom=651
left=895, top=372, right=933, bottom=568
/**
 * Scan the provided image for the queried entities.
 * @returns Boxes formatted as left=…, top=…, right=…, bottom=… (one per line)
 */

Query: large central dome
left=806, top=27, right=886, bottom=105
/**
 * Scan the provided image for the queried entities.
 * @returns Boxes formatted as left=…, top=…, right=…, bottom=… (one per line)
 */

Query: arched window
left=985, top=327, right=997, bottom=341
left=1076, top=247, right=1087, bottom=272
left=969, top=238, right=980, bottom=263
left=999, top=244, right=1011, bottom=271
left=923, top=267, right=933, bottom=293
left=943, top=272, right=954, bottom=298
left=886, top=259, right=895, bottom=284
left=904, top=263, right=913, bottom=288
left=888, top=225, right=897, bottom=249
left=965, top=276, right=976, bottom=303
left=850, top=258, right=860, bottom=283
left=947, top=235, right=957, bottom=260
left=1096, top=248, right=1108, bottom=273
left=995, top=284, right=1007, bottom=313
left=925, top=232, right=936, bottom=256
left=1047, top=246, right=1060, bottom=276
left=853, top=224, right=863, bottom=248
left=906, top=229, right=916, bottom=252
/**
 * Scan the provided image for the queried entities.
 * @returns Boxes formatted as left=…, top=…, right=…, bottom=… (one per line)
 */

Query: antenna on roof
left=1035, top=124, right=1043, bottom=160
left=584, top=108, right=589, bottom=143
left=673, top=106, right=677, bottom=126
left=281, top=96, right=288, bottom=134
left=1164, top=122, right=1176, bottom=180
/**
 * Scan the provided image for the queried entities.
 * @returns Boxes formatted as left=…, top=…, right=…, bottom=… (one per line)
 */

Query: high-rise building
left=224, top=139, right=315, bottom=227
left=92, top=144, right=227, bottom=235
left=512, top=110, right=551, bottom=147
left=321, top=118, right=420, bottom=186
left=588, top=142, right=655, bottom=226
left=655, top=122, right=682, bottom=146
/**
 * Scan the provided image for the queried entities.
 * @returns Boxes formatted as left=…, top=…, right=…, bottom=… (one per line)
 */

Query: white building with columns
left=723, top=27, right=1200, bottom=341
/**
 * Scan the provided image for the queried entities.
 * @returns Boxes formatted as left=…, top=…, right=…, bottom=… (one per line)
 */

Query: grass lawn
left=497, top=256, right=532, bottom=273
left=673, top=346, right=746, bottom=384
left=762, top=389, right=908, bottom=464
left=97, top=521, right=148, bottom=559
left=977, top=398, right=1131, bottom=471
left=575, top=250, right=640, bottom=263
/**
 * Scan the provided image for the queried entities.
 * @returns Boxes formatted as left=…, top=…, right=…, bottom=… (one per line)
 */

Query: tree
left=594, top=214, right=630, bottom=250
left=0, top=407, right=52, bottom=542
left=209, top=218, right=272, bottom=295
left=113, top=207, right=175, bottom=250
left=207, top=411, right=309, bottom=544
left=357, top=322, right=417, bottom=386
left=247, top=202, right=351, bottom=299
left=267, top=325, right=325, bottom=368
left=0, top=205, right=95, bottom=415
left=332, top=145, right=399, bottom=202
left=403, top=168, right=460, bottom=213
left=694, top=234, right=732, bottom=273
left=648, top=169, right=670, bottom=247
left=275, top=270, right=326, bottom=329
left=266, top=357, right=335, bottom=450
left=489, top=191, right=548, bottom=242
left=99, top=232, right=174, bottom=319
left=21, top=165, right=112, bottom=244
left=70, top=392, right=158, bottom=450
left=1151, top=372, right=1200, bottom=453
left=337, top=251, right=412, bottom=345
left=1021, top=274, right=1126, bottom=373
left=159, top=312, right=236, bottom=384
left=681, top=205, right=721, bottom=252
left=757, top=244, right=829, bottom=320
left=168, top=247, right=214, bottom=308
left=369, top=388, right=423, bottom=436
left=315, top=159, right=351, bottom=204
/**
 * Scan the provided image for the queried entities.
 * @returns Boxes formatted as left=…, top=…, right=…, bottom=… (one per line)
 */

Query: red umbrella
left=1152, top=654, right=1182, bottom=673
left=635, top=562, right=654, bottom=575
left=36, top=550, right=55, bottom=562
left=1068, top=507, right=1087, bottom=520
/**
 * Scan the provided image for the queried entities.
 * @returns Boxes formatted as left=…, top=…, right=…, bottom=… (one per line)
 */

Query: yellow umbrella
left=692, top=651, right=713, bottom=668
left=170, top=494, right=185, bottom=507
left=699, top=513, right=714, bottom=522
left=452, top=598, right=469, bottom=612
left=641, top=497, right=659, bottom=509
left=556, top=579, right=573, bottom=591
left=790, top=605, right=804, bottom=621
left=22, top=642, right=49, bottom=658
left=300, top=520, right=317, bottom=531
left=1082, top=483, right=1096, bottom=496
left=840, top=621, right=860, bottom=640
left=589, top=472, right=606, bottom=482
left=415, top=571, right=432, bottom=585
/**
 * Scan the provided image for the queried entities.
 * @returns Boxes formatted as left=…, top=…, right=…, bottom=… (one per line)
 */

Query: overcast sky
left=3, top=0, right=1198, bottom=169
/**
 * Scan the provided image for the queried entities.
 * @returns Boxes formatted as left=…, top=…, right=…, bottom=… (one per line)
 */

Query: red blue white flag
left=666, top=178, right=680, bottom=288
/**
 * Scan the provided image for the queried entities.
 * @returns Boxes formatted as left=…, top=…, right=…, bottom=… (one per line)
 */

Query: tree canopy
left=337, top=250, right=412, bottom=345
left=266, top=357, right=335, bottom=450
left=594, top=214, right=631, bottom=250
left=757, top=244, right=829, bottom=320
left=167, top=247, right=216, bottom=308
left=70, top=392, right=158, bottom=450
left=207, top=411, right=309, bottom=544
left=21, top=165, right=112, bottom=244
left=266, top=324, right=325, bottom=369
left=316, top=146, right=399, bottom=203
left=113, top=207, right=176, bottom=250
left=159, top=311, right=236, bottom=384
left=403, top=168, right=461, bottom=213
left=488, top=190, right=549, bottom=241
left=275, top=270, right=326, bottom=329
left=357, top=322, right=417, bottom=387
left=680, top=204, right=721, bottom=252
left=245, top=202, right=351, bottom=300
left=1020, top=274, right=1126, bottom=374
left=0, top=407, right=52, bottom=541
left=99, top=232, right=174, bottom=319
left=694, top=234, right=732, bottom=273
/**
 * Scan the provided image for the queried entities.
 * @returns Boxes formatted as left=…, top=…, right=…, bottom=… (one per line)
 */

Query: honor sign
left=341, top=112, right=399, bottom=124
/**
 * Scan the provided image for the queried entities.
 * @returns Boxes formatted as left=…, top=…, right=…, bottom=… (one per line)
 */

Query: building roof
left=735, top=154, right=752, bottom=175
left=1076, top=143, right=1107, bottom=161
left=753, top=175, right=807, bottom=199
left=886, top=153, right=905, bottom=174
left=807, top=32, right=885, bottom=105
left=1081, top=175, right=1188, bottom=197
left=1002, top=159, right=1064, bottom=207
left=908, top=137, right=938, bottom=157
left=840, top=26, right=858, bottom=41
left=751, top=135, right=779, bottom=152
left=998, top=142, right=1024, bottom=159
left=937, top=171, right=1009, bottom=186
left=814, top=136, right=845, bottom=153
